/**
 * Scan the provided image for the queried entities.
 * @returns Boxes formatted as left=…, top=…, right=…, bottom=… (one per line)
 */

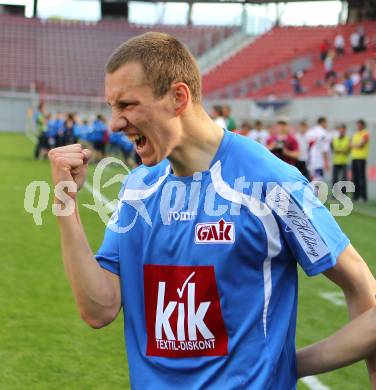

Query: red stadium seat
left=0, top=15, right=239, bottom=96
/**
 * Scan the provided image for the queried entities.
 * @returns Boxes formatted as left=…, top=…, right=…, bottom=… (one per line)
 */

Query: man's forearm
left=57, top=201, right=120, bottom=328
left=343, top=272, right=376, bottom=383
left=297, top=307, right=376, bottom=378
left=323, top=245, right=376, bottom=384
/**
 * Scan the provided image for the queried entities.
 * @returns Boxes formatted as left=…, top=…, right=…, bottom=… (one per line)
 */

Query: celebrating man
left=48, top=32, right=376, bottom=389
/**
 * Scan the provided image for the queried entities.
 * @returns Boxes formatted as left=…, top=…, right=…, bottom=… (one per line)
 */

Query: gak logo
left=144, top=265, right=228, bottom=357
left=195, top=219, right=235, bottom=244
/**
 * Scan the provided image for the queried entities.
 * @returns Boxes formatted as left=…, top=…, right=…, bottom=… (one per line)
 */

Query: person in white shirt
left=331, top=75, right=347, bottom=96
left=334, top=33, right=345, bottom=56
left=306, top=117, right=330, bottom=181
left=247, top=120, right=269, bottom=146
left=211, top=105, right=227, bottom=129
left=351, top=31, right=360, bottom=53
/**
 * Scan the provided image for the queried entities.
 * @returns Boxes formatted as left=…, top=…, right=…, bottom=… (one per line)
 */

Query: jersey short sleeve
left=265, top=178, right=350, bottom=276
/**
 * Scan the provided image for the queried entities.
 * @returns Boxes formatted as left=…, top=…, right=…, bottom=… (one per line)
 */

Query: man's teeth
left=128, top=134, right=143, bottom=143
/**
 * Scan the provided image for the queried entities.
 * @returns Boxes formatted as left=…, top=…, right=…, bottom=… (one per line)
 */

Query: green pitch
left=1, top=132, right=375, bottom=389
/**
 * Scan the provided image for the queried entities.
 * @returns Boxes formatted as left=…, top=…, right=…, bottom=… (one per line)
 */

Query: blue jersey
left=46, top=119, right=56, bottom=138
left=96, top=130, right=349, bottom=390
left=91, top=119, right=107, bottom=142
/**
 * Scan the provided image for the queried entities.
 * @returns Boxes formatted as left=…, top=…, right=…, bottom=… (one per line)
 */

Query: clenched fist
left=48, top=144, right=92, bottom=199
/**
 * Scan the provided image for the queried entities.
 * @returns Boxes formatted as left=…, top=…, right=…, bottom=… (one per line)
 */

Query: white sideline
left=26, top=135, right=330, bottom=390
left=319, top=291, right=346, bottom=306
left=301, top=376, right=331, bottom=390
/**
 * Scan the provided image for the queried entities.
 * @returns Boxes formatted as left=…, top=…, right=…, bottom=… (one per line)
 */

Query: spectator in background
left=351, top=119, right=370, bottom=202
left=45, top=113, right=56, bottom=149
left=295, top=120, right=310, bottom=180
left=54, top=112, right=65, bottom=147
left=306, top=117, right=330, bottom=181
left=320, top=39, right=330, bottom=62
left=248, top=119, right=269, bottom=146
left=72, top=115, right=82, bottom=143
left=357, top=26, right=367, bottom=52
left=222, top=105, right=237, bottom=131
left=291, top=71, right=303, bottom=94
left=267, top=117, right=299, bottom=166
left=344, top=72, right=354, bottom=95
left=64, top=113, right=76, bottom=145
left=331, top=74, right=346, bottom=97
left=324, top=50, right=336, bottom=82
left=350, top=30, right=360, bottom=53
left=334, top=33, right=345, bottom=56
left=211, top=105, right=226, bottom=128
left=350, top=67, right=361, bottom=88
left=91, top=114, right=108, bottom=162
left=78, top=119, right=92, bottom=144
left=109, top=131, right=135, bottom=165
left=360, top=60, right=375, bottom=94
left=34, top=102, right=48, bottom=159
left=331, top=124, right=350, bottom=193
left=237, top=120, right=252, bottom=137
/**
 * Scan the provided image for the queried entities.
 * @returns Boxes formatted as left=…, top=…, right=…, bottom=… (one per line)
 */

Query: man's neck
left=168, top=109, right=224, bottom=177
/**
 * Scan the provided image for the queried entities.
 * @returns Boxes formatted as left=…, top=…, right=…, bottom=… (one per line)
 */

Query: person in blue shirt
left=45, top=113, right=57, bottom=149
left=48, top=32, right=376, bottom=389
left=77, top=119, right=92, bottom=143
left=91, top=114, right=108, bottom=161
left=63, top=113, right=76, bottom=145
left=109, top=131, right=135, bottom=163
left=53, top=112, right=65, bottom=147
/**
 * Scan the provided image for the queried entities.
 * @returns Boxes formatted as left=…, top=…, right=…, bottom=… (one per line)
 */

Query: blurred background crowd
left=33, top=101, right=370, bottom=202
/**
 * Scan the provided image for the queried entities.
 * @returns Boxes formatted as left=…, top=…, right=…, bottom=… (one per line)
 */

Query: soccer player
left=48, top=32, right=376, bottom=389
left=34, top=102, right=48, bottom=159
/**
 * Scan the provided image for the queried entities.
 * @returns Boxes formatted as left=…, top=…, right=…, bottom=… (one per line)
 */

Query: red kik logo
left=144, top=265, right=228, bottom=358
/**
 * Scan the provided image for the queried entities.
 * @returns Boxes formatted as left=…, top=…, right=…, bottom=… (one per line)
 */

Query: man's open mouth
left=128, top=134, right=147, bottom=149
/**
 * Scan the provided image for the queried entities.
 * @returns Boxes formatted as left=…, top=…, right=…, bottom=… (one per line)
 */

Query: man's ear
left=172, top=82, right=190, bottom=116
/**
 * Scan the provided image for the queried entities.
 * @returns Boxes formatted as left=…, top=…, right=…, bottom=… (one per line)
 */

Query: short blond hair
left=106, top=32, right=202, bottom=103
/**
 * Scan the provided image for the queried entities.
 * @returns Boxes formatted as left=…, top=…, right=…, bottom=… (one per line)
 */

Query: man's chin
left=140, top=156, right=161, bottom=167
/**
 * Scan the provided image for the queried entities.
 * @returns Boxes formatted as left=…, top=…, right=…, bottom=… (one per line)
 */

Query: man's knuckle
left=56, top=157, right=67, bottom=167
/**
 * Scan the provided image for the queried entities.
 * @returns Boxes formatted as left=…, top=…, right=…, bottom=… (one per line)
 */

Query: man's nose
left=109, top=115, right=128, bottom=132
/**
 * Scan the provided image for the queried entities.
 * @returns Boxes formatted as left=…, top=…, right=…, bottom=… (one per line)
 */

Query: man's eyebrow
left=117, top=100, right=139, bottom=107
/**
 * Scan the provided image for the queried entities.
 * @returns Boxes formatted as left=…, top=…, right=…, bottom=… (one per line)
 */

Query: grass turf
left=1, top=132, right=375, bottom=389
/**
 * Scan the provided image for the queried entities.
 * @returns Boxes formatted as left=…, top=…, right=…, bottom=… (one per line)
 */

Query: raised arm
left=49, top=144, right=121, bottom=328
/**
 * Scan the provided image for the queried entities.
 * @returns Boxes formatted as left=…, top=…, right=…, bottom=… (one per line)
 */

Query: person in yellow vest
left=351, top=119, right=370, bottom=202
left=331, top=124, right=350, bottom=193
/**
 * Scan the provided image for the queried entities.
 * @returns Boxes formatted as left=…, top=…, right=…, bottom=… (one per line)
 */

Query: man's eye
left=119, top=103, right=135, bottom=110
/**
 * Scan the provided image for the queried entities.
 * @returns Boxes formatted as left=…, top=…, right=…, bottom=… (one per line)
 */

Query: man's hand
left=48, top=144, right=92, bottom=197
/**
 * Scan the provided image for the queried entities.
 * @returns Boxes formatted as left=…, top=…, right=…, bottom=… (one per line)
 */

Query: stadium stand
left=203, top=22, right=376, bottom=99
left=0, top=14, right=238, bottom=96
